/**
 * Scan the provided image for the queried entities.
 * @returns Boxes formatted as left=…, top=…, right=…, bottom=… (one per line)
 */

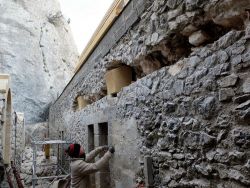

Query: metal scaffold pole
left=31, top=139, right=72, bottom=188
left=32, top=143, right=37, bottom=188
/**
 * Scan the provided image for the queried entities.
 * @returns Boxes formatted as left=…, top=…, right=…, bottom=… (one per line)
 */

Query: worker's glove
left=102, top=145, right=109, bottom=151
left=109, top=146, right=115, bottom=154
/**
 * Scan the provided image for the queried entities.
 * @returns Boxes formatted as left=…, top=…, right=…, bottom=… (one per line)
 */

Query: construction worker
left=53, top=143, right=115, bottom=188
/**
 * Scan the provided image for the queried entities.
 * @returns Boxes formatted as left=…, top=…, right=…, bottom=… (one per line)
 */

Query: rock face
left=0, top=0, right=78, bottom=124
left=49, top=0, right=250, bottom=187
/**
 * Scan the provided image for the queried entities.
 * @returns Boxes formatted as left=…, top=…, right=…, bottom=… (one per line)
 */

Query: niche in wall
left=97, top=122, right=110, bottom=188
left=87, top=122, right=110, bottom=188
left=98, top=123, right=108, bottom=151
left=73, top=95, right=90, bottom=111
left=105, top=61, right=136, bottom=97
left=88, top=125, right=94, bottom=153
left=105, top=65, right=132, bottom=95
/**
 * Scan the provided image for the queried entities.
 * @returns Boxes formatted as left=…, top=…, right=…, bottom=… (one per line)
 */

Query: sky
left=59, top=0, right=114, bottom=53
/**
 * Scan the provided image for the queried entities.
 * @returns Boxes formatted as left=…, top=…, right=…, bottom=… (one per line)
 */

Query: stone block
left=189, top=30, right=210, bottom=46
left=219, top=88, right=234, bottom=101
left=218, top=74, right=238, bottom=88
left=193, top=96, right=216, bottom=119
left=168, top=61, right=184, bottom=76
left=182, top=131, right=216, bottom=149
left=234, top=100, right=250, bottom=121
left=173, top=80, right=184, bottom=96
left=158, top=152, right=172, bottom=162
left=243, top=78, right=250, bottom=93
left=173, top=153, right=185, bottom=160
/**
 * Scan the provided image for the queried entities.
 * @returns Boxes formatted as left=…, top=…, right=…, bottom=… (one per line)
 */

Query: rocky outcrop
left=0, top=0, right=78, bottom=124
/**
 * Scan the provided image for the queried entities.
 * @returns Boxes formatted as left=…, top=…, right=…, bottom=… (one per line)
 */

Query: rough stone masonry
left=50, top=0, right=250, bottom=187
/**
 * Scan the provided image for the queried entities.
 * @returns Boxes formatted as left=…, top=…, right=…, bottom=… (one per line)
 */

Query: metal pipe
left=11, top=161, right=24, bottom=188
left=33, top=175, right=68, bottom=180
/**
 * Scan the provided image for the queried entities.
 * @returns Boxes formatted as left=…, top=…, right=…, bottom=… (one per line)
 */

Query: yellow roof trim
left=75, top=0, right=131, bottom=73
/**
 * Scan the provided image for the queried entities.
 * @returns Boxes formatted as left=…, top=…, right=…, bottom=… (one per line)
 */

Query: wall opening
left=88, top=124, right=96, bottom=188
left=135, top=33, right=192, bottom=77
left=97, top=122, right=110, bottom=188
left=98, top=123, right=108, bottom=149
left=88, top=125, right=94, bottom=153
left=135, top=19, right=244, bottom=78
left=105, top=61, right=136, bottom=97
left=72, top=95, right=90, bottom=111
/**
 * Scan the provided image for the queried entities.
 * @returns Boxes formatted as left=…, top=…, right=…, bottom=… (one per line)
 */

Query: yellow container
left=44, top=144, right=50, bottom=159
left=104, top=66, right=132, bottom=95
left=77, top=96, right=89, bottom=110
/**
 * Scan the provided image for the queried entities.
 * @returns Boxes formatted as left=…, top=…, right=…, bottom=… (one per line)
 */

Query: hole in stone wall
left=105, top=61, right=136, bottom=97
left=72, top=95, right=90, bottom=111
left=98, top=122, right=108, bottom=158
left=97, top=122, right=111, bottom=188
left=135, top=17, right=245, bottom=78
left=132, top=68, right=137, bottom=82
left=98, top=122, right=108, bottom=140
left=136, top=34, right=192, bottom=77
left=88, top=125, right=94, bottom=153
left=199, top=21, right=231, bottom=43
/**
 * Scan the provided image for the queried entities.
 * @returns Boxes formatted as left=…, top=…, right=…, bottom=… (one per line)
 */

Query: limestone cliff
left=0, top=0, right=79, bottom=124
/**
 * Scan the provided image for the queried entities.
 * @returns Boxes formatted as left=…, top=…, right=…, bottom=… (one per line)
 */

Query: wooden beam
left=75, top=0, right=131, bottom=73
left=0, top=74, right=10, bottom=80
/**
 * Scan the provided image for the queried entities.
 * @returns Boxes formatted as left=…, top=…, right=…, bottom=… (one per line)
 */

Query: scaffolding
left=31, top=140, right=72, bottom=188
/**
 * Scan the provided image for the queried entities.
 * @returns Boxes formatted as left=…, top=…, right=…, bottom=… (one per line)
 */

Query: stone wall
left=50, top=0, right=250, bottom=187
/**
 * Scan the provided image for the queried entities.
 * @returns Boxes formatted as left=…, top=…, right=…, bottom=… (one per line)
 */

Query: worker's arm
left=85, top=146, right=107, bottom=162
left=77, top=151, right=112, bottom=176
